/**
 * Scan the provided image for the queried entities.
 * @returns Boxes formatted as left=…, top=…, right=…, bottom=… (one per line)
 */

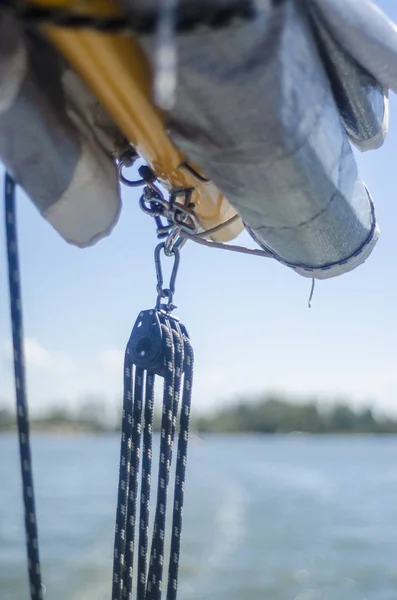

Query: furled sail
left=1, top=0, right=397, bottom=277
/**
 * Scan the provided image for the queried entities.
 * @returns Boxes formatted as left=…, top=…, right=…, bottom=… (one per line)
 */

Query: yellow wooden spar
left=27, top=0, right=243, bottom=241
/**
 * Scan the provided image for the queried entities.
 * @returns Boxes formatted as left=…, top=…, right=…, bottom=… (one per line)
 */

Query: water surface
left=0, top=434, right=396, bottom=600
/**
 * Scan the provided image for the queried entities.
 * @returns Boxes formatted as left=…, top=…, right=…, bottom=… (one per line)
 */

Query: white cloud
left=2, top=337, right=75, bottom=375
left=26, top=338, right=75, bottom=375
left=190, top=359, right=397, bottom=415
left=1, top=338, right=78, bottom=410
left=24, top=338, right=51, bottom=367
left=99, top=346, right=125, bottom=372
left=1, top=338, right=396, bottom=416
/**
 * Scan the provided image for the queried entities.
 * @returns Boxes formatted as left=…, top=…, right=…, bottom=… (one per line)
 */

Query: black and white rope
left=137, top=372, right=155, bottom=600
left=145, top=316, right=176, bottom=600
left=167, top=323, right=193, bottom=600
left=4, top=174, right=44, bottom=600
left=112, top=310, right=194, bottom=600
left=1, top=0, right=255, bottom=35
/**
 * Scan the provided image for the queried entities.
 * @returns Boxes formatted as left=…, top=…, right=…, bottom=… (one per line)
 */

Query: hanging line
left=308, top=278, right=316, bottom=308
left=111, top=248, right=194, bottom=600
left=4, top=174, right=44, bottom=600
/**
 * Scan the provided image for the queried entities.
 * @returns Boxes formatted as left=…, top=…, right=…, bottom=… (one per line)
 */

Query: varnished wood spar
left=27, top=0, right=243, bottom=241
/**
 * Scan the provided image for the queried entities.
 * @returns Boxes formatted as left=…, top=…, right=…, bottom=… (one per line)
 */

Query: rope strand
left=1, top=0, right=255, bottom=35
left=112, top=348, right=135, bottom=600
left=137, top=372, right=155, bottom=599
left=167, top=326, right=193, bottom=600
left=4, top=174, right=44, bottom=600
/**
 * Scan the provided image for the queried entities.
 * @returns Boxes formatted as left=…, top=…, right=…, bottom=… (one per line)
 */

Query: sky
left=1, top=1, right=397, bottom=418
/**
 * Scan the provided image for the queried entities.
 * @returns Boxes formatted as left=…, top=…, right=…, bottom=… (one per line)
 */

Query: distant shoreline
left=1, top=428, right=396, bottom=437
left=2, top=397, right=397, bottom=435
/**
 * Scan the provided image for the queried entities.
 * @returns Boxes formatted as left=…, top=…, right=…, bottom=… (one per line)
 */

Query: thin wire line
left=308, top=278, right=316, bottom=308
left=181, top=230, right=272, bottom=258
left=196, top=214, right=241, bottom=238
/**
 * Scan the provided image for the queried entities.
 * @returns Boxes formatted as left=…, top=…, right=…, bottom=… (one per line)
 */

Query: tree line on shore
left=1, top=395, right=396, bottom=434
left=195, top=396, right=397, bottom=434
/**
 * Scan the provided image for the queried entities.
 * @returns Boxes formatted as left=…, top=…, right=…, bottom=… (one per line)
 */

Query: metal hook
left=118, top=157, right=156, bottom=188
left=165, top=227, right=186, bottom=255
left=154, top=242, right=180, bottom=311
left=117, top=151, right=147, bottom=187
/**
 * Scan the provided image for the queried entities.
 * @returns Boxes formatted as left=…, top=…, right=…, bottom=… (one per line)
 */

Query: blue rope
left=112, top=311, right=194, bottom=600
left=124, top=366, right=144, bottom=599
left=146, top=315, right=177, bottom=600
left=167, top=324, right=193, bottom=600
left=137, top=372, right=155, bottom=599
left=112, top=347, right=135, bottom=599
left=4, top=174, right=44, bottom=600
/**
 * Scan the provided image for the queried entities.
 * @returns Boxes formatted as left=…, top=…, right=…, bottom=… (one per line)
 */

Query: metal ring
left=155, top=287, right=174, bottom=311
left=139, top=195, right=164, bottom=217
left=118, top=160, right=146, bottom=187
left=173, top=210, right=198, bottom=233
left=146, top=180, right=165, bottom=198
left=164, top=227, right=181, bottom=256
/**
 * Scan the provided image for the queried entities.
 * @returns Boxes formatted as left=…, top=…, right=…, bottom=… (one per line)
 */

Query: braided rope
left=167, top=324, right=193, bottom=600
left=124, top=366, right=145, bottom=598
left=112, top=310, right=194, bottom=600
left=112, top=346, right=135, bottom=599
left=145, top=316, right=176, bottom=599
left=4, top=174, right=44, bottom=600
left=1, top=0, right=255, bottom=34
left=137, top=372, right=155, bottom=599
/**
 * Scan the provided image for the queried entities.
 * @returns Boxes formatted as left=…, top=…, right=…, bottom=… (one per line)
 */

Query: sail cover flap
left=0, top=14, right=124, bottom=247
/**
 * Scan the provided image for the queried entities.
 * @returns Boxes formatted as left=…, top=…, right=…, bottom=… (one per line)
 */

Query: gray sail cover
left=0, top=14, right=125, bottom=247
left=1, top=0, right=397, bottom=279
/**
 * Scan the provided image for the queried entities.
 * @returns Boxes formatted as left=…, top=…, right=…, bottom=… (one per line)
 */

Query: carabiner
left=154, top=242, right=180, bottom=312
